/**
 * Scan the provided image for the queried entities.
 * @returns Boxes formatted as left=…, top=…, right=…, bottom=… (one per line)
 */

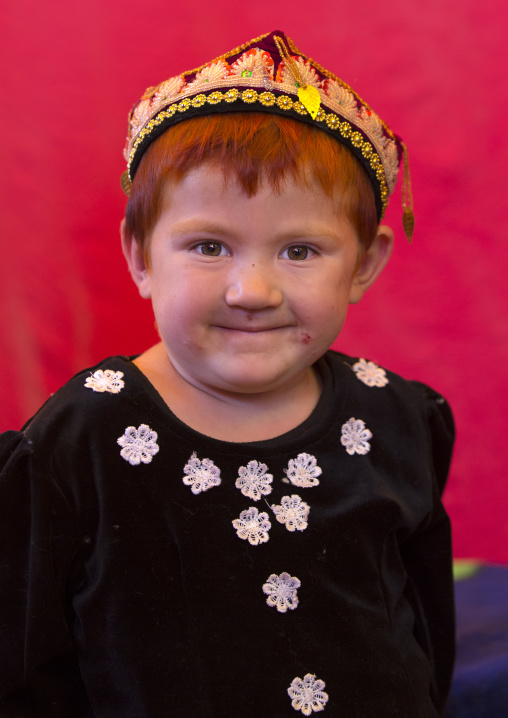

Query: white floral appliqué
left=341, top=418, right=372, bottom=455
left=85, top=369, right=125, bottom=394
left=187, top=60, right=230, bottom=91
left=153, top=75, right=185, bottom=104
left=230, top=47, right=274, bottom=80
left=130, top=97, right=155, bottom=134
left=235, top=460, right=273, bottom=501
left=284, top=453, right=322, bottom=488
left=277, top=57, right=321, bottom=90
left=182, top=452, right=221, bottom=494
left=352, top=358, right=388, bottom=388
left=288, top=673, right=329, bottom=715
left=272, top=495, right=310, bottom=532
left=232, top=507, right=271, bottom=545
left=117, top=424, right=159, bottom=465
left=322, top=78, right=358, bottom=113
left=263, top=572, right=301, bottom=613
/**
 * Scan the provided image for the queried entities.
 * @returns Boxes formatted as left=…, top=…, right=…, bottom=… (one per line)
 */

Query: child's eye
left=194, top=242, right=228, bottom=257
left=281, top=245, right=314, bottom=261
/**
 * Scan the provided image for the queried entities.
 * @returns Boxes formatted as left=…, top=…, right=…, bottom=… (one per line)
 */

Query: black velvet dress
left=0, top=351, right=455, bottom=717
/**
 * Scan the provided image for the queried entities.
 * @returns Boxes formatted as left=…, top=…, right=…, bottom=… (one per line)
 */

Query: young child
left=0, top=31, right=455, bottom=717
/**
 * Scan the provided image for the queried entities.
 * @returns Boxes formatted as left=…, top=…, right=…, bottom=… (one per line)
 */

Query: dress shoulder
left=327, top=350, right=455, bottom=496
left=409, top=380, right=455, bottom=496
left=0, top=430, right=27, bottom=465
left=19, top=355, right=134, bottom=442
left=0, top=355, right=141, bottom=515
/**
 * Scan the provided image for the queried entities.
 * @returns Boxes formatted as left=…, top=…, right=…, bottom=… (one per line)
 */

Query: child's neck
left=134, top=343, right=322, bottom=443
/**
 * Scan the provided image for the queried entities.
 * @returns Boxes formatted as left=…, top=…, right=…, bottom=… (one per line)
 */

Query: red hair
left=124, top=113, right=378, bottom=259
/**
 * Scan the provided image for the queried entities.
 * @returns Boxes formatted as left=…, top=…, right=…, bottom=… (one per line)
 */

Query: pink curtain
left=2, top=0, right=507, bottom=562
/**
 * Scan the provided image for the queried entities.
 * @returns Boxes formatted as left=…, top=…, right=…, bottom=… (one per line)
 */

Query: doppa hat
left=122, top=30, right=413, bottom=239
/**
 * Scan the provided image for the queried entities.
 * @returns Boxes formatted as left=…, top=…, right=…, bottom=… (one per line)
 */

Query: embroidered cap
left=122, top=30, right=414, bottom=239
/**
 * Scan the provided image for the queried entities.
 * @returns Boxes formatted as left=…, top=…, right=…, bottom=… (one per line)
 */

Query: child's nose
left=224, top=264, right=283, bottom=309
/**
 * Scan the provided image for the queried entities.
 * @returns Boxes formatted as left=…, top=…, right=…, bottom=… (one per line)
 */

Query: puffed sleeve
left=400, top=384, right=456, bottom=716
left=0, top=429, right=91, bottom=716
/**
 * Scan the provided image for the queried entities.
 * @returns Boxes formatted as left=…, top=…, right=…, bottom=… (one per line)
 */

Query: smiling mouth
left=217, top=325, right=288, bottom=333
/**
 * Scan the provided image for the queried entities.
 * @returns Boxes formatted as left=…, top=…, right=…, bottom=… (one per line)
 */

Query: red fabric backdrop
left=2, top=0, right=507, bottom=562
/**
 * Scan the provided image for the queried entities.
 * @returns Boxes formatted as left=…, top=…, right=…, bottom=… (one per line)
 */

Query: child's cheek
left=182, top=335, right=204, bottom=352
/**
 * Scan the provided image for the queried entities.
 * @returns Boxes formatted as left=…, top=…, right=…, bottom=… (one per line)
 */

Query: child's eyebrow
left=280, top=228, right=343, bottom=243
left=168, top=219, right=343, bottom=244
left=168, top=219, right=236, bottom=238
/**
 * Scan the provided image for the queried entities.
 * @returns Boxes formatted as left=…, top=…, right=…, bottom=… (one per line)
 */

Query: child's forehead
left=159, top=161, right=349, bottom=215
left=157, top=164, right=361, bottom=244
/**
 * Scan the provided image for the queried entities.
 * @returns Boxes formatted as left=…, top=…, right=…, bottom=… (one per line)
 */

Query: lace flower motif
left=153, top=75, right=185, bottom=105
left=235, top=461, right=273, bottom=501
left=182, top=452, right=221, bottom=495
left=262, top=572, right=301, bottom=613
left=341, top=418, right=372, bottom=455
left=272, top=495, right=310, bottom=532
left=322, top=78, right=357, bottom=113
left=276, top=57, right=321, bottom=89
left=383, top=138, right=400, bottom=191
left=187, top=60, right=230, bottom=91
left=131, top=97, right=156, bottom=133
left=232, top=507, right=271, bottom=545
left=117, top=424, right=159, bottom=465
left=284, top=453, right=322, bottom=488
left=358, top=106, right=387, bottom=147
left=230, top=48, right=274, bottom=80
left=288, top=673, right=329, bottom=715
left=85, top=369, right=125, bottom=394
left=352, top=358, right=389, bottom=388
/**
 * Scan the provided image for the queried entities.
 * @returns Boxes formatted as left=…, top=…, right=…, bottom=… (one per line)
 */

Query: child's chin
left=207, top=363, right=307, bottom=396
left=215, top=374, right=283, bottom=395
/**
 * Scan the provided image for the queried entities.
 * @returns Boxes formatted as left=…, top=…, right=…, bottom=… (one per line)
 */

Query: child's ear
left=120, top=219, right=152, bottom=299
left=348, top=225, right=394, bottom=304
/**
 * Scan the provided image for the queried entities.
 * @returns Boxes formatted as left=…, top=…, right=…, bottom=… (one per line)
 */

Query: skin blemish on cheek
left=301, top=333, right=312, bottom=345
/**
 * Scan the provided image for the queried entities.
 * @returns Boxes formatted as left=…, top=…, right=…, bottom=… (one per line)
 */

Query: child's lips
left=216, top=323, right=290, bottom=334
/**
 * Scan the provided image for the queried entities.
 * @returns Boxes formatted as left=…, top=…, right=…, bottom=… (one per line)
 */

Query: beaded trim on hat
left=122, top=31, right=413, bottom=238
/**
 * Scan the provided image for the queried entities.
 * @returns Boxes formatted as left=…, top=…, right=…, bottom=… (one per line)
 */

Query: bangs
left=124, top=113, right=378, bottom=257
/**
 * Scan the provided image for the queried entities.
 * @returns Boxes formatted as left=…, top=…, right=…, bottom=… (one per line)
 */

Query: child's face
left=128, top=163, right=389, bottom=398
